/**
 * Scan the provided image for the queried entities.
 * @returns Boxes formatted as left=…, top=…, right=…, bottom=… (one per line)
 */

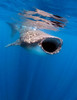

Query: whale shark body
left=6, top=8, right=67, bottom=55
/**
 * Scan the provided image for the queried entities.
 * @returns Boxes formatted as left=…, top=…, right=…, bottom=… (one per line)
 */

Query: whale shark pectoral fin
left=5, top=39, right=21, bottom=47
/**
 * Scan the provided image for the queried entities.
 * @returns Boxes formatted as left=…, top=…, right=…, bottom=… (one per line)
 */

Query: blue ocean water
left=0, top=0, right=77, bottom=100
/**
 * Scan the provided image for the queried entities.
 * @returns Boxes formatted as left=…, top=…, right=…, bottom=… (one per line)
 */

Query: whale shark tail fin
left=5, top=39, right=21, bottom=48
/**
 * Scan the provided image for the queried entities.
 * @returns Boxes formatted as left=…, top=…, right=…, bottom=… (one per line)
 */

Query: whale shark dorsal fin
left=5, top=39, right=21, bottom=47
left=7, top=23, right=18, bottom=37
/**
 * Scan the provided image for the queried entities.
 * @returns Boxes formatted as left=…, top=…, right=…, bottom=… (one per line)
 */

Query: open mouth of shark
left=40, top=37, right=63, bottom=54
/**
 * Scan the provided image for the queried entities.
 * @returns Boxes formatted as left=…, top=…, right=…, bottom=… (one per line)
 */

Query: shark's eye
left=41, top=38, right=62, bottom=54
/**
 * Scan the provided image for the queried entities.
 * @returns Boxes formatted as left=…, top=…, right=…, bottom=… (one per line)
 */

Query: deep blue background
left=0, top=0, right=77, bottom=100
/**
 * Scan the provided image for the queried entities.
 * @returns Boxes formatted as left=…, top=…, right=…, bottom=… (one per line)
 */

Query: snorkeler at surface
left=6, top=8, right=67, bottom=55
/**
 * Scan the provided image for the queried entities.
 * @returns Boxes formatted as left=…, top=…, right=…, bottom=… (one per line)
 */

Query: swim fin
left=5, top=39, right=21, bottom=47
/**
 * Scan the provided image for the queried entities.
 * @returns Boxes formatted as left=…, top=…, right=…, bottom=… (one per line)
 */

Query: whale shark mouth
left=40, top=37, right=63, bottom=54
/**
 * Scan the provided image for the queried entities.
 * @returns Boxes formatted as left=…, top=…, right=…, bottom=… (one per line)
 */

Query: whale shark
left=6, top=8, right=67, bottom=55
